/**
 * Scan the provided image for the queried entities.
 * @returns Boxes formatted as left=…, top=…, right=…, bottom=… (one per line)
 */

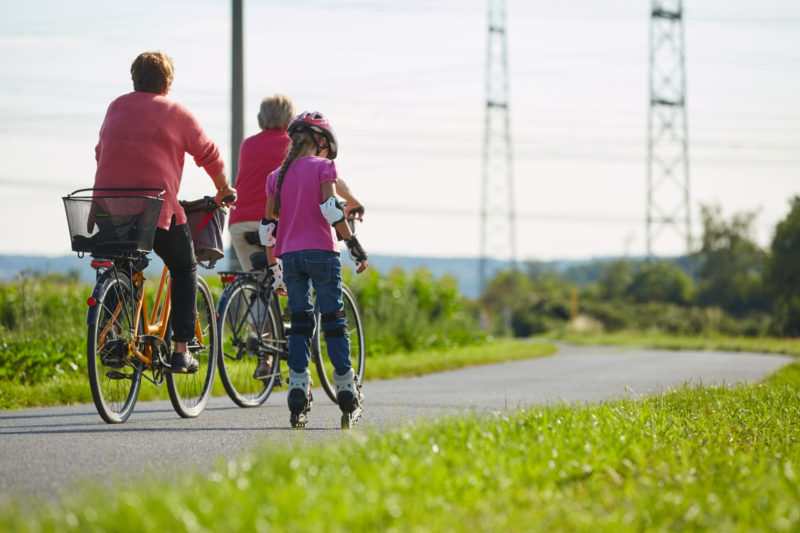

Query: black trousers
left=152, top=218, right=197, bottom=343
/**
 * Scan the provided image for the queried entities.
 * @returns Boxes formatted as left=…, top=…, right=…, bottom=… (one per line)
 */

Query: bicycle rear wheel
left=87, top=271, right=142, bottom=424
left=313, top=284, right=365, bottom=403
left=166, top=277, right=218, bottom=417
left=217, top=280, right=282, bottom=407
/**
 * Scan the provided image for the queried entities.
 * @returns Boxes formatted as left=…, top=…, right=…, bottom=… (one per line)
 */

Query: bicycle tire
left=166, top=276, right=218, bottom=417
left=216, top=279, right=282, bottom=407
left=313, top=284, right=365, bottom=404
left=86, top=271, right=142, bottom=424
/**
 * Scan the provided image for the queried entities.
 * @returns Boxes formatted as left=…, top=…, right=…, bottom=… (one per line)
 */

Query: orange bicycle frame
left=97, top=264, right=205, bottom=367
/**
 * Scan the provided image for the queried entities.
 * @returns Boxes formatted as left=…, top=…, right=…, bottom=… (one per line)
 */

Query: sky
left=1, top=0, right=798, bottom=264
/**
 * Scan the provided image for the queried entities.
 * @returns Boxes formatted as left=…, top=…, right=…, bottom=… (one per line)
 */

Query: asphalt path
left=0, top=344, right=792, bottom=501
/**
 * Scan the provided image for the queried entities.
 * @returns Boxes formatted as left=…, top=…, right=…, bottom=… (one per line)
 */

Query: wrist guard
left=269, top=263, right=286, bottom=292
left=345, top=235, right=368, bottom=263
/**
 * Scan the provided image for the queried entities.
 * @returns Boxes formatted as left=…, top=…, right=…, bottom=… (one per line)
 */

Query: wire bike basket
left=62, top=188, right=164, bottom=254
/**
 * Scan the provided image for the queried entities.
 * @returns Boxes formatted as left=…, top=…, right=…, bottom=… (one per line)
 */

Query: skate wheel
left=291, top=412, right=307, bottom=428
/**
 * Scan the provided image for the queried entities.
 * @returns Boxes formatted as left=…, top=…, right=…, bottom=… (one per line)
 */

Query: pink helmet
left=288, top=111, right=338, bottom=159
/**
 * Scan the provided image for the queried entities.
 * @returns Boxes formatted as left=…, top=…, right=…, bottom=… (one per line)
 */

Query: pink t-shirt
left=94, top=92, right=225, bottom=229
left=266, top=156, right=339, bottom=257
left=229, top=129, right=290, bottom=225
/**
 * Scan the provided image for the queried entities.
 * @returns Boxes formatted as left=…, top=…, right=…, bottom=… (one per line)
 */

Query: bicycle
left=215, top=220, right=365, bottom=424
left=63, top=188, right=226, bottom=424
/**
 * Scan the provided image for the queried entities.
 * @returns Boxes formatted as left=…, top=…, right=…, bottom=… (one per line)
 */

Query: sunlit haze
left=1, top=0, right=798, bottom=261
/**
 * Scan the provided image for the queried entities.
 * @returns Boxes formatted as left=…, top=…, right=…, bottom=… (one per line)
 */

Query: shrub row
left=1, top=268, right=486, bottom=385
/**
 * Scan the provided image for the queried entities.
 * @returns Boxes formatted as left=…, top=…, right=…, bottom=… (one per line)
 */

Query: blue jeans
left=281, top=250, right=351, bottom=376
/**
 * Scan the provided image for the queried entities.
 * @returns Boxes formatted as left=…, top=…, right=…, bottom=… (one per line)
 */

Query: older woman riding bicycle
left=93, top=51, right=236, bottom=374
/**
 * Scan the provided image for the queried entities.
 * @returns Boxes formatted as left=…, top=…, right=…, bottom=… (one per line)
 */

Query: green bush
left=574, top=299, right=774, bottom=338
left=345, top=267, right=485, bottom=356
left=0, top=271, right=88, bottom=384
left=0, top=267, right=487, bottom=386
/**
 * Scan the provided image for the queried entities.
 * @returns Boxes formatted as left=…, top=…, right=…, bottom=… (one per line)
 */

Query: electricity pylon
left=647, top=0, right=691, bottom=259
left=479, top=0, right=517, bottom=292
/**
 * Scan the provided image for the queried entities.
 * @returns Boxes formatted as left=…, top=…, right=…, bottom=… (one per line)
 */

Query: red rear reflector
left=215, top=312, right=219, bottom=321
left=87, top=297, right=97, bottom=307
left=90, top=260, right=112, bottom=269
left=220, top=275, right=236, bottom=283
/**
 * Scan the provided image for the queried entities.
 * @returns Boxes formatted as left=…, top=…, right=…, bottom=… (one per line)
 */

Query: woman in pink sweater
left=228, top=94, right=294, bottom=273
left=94, top=51, right=236, bottom=374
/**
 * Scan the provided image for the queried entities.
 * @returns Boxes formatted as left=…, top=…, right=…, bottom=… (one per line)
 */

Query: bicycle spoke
left=216, top=280, right=280, bottom=407
left=87, top=271, right=142, bottom=424
left=167, top=277, right=217, bottom=418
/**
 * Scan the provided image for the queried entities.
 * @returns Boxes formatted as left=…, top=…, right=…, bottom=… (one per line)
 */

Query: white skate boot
left=287, top=368, right=313, bottom=428
left=334, top=368, right=363, bottom=429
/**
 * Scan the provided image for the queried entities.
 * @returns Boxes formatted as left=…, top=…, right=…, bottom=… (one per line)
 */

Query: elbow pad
left=319, top=196, right=346, bottom=227
left=259, top=218, right=278, bottom=247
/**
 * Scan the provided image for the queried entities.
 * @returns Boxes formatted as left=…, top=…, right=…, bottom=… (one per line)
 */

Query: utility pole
left=647, top=0, right=691, bottom=260
left=479, top=0, right=517, bottom=293
left=231, top=0, right=244, bottom=183
left=229, top=0, right=244, bottom=270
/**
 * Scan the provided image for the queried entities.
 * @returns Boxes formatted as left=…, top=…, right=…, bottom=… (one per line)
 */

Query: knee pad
left=288, top=311, right=315, bottom=338
left=321, top=309, right=347, bottom=340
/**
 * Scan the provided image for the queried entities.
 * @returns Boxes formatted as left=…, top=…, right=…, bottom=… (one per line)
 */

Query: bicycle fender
left=86, top=272, right=109, bottom=325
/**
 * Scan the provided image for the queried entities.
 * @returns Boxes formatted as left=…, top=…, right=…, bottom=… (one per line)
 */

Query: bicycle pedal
left=245, top=336, right=260, bottom=354
left=105, top=371, right=133, bottom=380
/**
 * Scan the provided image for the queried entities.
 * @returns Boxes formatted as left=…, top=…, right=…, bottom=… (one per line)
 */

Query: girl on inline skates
left=259, top=111, right=368, bottom=428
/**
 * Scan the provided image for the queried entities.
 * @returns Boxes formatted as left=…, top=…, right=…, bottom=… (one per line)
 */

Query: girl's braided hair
left=273, top=129, right=315, bottom=217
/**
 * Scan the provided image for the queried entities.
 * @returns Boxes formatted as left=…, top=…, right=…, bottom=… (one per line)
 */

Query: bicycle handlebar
left=180, top=194, right=236, bottom=214
left=347, top=205, right=364, bottom=221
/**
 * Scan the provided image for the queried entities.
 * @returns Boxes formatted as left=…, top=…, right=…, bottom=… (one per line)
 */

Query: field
left=3, top=273, right=800, bottom=530
left=1, top=350, right=798, bottom=531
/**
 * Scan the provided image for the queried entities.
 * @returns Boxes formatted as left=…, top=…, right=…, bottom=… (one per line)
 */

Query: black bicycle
left=216, top=234, right=365, bottom=409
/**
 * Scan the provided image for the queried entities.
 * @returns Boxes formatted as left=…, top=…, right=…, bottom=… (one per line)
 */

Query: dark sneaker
left=170, top=351, right=199, bottom=374
left=253, top=355, right=274, bottom=380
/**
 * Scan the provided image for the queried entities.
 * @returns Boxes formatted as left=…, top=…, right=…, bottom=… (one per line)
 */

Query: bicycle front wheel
left=313, top=284, right=365, bottom=403
left=166, top=277, right=218, bottom=417
left=217, top=280, right=282, bottom=407
left=87, top=271, right=142, bottom=424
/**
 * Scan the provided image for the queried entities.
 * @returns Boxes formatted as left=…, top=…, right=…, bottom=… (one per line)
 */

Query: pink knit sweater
left=94, top=92, right=225, bottom=229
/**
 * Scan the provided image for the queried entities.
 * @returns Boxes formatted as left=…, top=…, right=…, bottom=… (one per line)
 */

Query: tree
left=481, top=268, right=573, bottom=337
left=595, top=260, right=635, bottom=301
left=628, top=260, right=694, bottom=305
left=694, top=204, right=769, bottom=317
left=766, top=196, right=800, bottom=336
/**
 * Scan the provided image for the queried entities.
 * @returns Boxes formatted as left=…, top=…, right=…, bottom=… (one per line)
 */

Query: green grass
left=2, top=357, right=799, bottom=531
left=0, top=339, right=555, bottom=410
left=555, top=331, right=800, bottom=357
left=0, top=372, right=219, bottom=410
left=367, top=338, right=556, bottom=380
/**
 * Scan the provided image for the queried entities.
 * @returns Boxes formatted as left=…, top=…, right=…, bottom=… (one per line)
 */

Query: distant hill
left=0, top=253, right=668, bottom=299
left=0, top=253, right=497, bottom=297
